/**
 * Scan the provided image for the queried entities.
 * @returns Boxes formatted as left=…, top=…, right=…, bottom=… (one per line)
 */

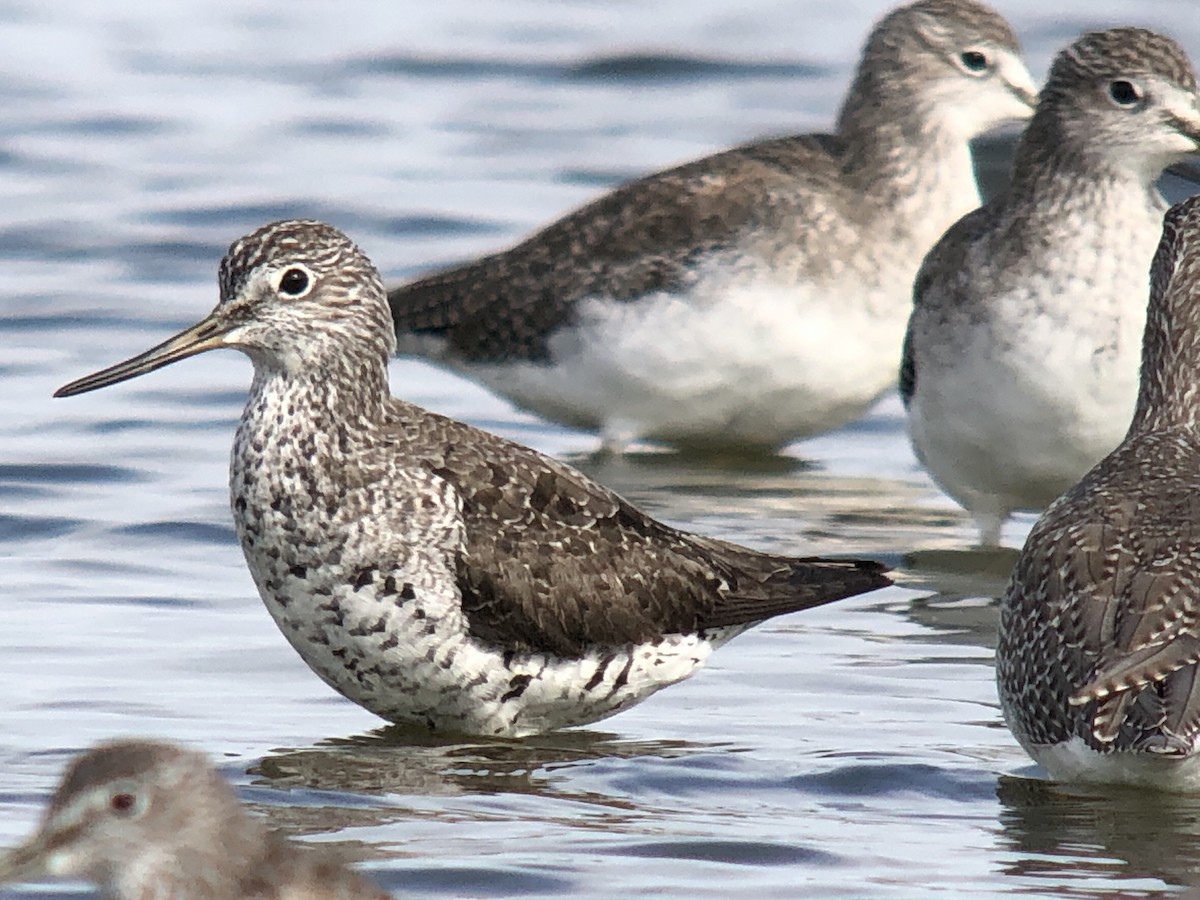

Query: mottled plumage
left=389, top=0, right=1036, bottom=453
left=0, top=740, right=389, bottom=899
left=54, top=220, right=891, bottom=736
left=902, top=27, right=1200, bottom=545
left=997, top=196, right=1200, bottom=788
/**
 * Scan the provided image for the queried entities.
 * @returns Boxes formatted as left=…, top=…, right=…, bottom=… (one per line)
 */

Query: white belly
left=460, top=273, right=907, bottom=451
left=1028, top=736, right=1200, bottom=789
left=908, top=276, right=1145, bottom=529
left=255, top=558, right=738, bottom=736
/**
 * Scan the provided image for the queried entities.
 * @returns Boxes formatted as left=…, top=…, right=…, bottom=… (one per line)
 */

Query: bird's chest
left=228, top=399, right=477, bottom=695
left=230, top=396, right=372, bottom=606
left=972, top=195, right=1163, bottom=413
left=233, top=476, right=452, bottom=725
left=230, top=417, right=343, bottom=579
left=988, top=191, right=1163, bottom=339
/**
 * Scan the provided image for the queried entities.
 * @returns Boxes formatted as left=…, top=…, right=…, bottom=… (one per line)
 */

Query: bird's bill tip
left=54, top=315, right=233, bottom=399
left=1001, top=58, right=1039, bottom=114
left=1166, top=97, right=1200, bottom=150
left=1013, top=84, right=1038, bottom=111
left=1003, top=74, right=1038, bottom=113
left=0, top=835, right=51, bottom=885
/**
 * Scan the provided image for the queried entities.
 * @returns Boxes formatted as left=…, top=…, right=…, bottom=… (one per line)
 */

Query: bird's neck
left=244, top=350, right=392, bottom=435
left=837, top=96, right=981, bottom=241
left=230, top=351, right=396, bottom=583
left=1130, top=268, right=1200, bottom=434
left=988, top=125, right=1169, bottom=298
left=1008, top=114, right=1164, bottom=202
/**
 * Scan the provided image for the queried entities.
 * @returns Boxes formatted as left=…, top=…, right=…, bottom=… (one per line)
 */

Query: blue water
left=3, top=1, right=1200, bottom=896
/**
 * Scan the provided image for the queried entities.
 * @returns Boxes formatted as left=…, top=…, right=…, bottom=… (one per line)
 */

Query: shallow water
left=2, top=1, right=1200, bottom=897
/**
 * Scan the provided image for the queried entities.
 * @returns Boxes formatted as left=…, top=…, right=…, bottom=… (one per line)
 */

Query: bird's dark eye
left=109, top=792, right=137, bottom=815
left=1108, top=79, right=1142, bottom=108
left=959, top=50, right=990, bottom=73
left=278, top=268, right=310, bottom=296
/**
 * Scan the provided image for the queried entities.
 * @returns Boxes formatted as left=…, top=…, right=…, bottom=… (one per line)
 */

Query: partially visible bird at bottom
left=0, top=739, right=391, bottom=899
left=997, top=196, right=1200, bottom=788
left=53, top=219, right=892, bottom=738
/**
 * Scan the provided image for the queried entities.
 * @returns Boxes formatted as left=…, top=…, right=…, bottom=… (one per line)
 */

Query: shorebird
left=54, top=220, right=892, bottom=737
left=0, top=740, right=389, bottom=899
left=996, top=195, right=1200, bottom=787
left=901, top=27, right=1200, bottom=546
left=387, top=0, right=1036, bottom=454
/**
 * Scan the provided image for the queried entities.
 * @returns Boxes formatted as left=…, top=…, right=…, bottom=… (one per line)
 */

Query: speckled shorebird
left=996, top=196, right=1200, bottom=787
left=54, top=220, right=891, bottom=737
left=0, top=740, right=389, bottom=899
left=386, top=0, right=1036, bottom=454
left=901, top=27, right=1200, bottom=546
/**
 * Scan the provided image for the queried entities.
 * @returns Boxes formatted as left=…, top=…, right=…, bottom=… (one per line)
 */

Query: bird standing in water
left=902, top=27, right=1200, bottom=546
left=55, top=219, right=891, bottom=737
left=998, top=196, right=1200, bottom=788
left=388, top=0, right=1036, bottom=454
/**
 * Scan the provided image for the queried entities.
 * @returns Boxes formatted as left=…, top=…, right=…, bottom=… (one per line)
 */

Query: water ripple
left=393, top=866, right=577, bottom=896
left=0, top=462, right=138, bottom=484
left=788, top=763, right=997, bottom=802
left=110, top=520, right=236, bottom=546
left=611, top=839, right=839, bottom=867
left=565, top=53, right=826, bottom=82
left=0, top=514, right=80, bottom=543
left=349, top=52, right=825, bottom=85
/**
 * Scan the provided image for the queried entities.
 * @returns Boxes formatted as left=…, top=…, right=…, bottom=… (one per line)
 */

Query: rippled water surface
left=3, top=1, right=1200, bottom=897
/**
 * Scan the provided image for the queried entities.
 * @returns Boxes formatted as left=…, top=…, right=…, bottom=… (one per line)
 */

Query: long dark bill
left=54, top=314, right=233, bottom=398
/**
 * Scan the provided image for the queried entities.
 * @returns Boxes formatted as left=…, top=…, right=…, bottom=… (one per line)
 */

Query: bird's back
left=256, top=834, right=389, bottom=900
left=382, top=397, right=890, bottom=657
left=389, top=134, right=845, bottom=364
left=998, top=430, right=1200, bottom=762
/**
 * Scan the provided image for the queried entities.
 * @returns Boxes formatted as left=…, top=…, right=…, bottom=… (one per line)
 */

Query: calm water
left=3, top=1, right=1200, bottom=897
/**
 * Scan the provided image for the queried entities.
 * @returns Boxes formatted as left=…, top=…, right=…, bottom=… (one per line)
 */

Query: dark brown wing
left=392, top=403, right=889, bottom=656
left=389, top=134, right=843, bottom=363
left=1001, top=436, right=1200, bottom=753
left=1069, top=507, right=1200, bottom=749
